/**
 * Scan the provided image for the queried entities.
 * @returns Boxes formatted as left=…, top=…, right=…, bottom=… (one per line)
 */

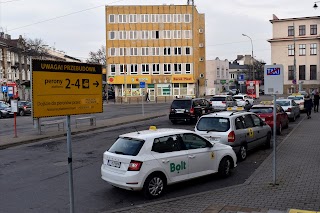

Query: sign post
left=140, top=81, right=145, bottom=116
left=32, top=59, right=102, bottom=213
left=11, top=99, right=18, bottom=138
left=264, top=64, right=284, bottom=186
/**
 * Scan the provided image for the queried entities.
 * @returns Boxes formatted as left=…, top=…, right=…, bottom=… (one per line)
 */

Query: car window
left=235, top=116, right=245, bottom=129
left=171, top=100, right=192, bottom=109
left=243, top=114, right=254, bottom=128
left=210, top=97, right=226, bottom=101
left=108, top=137, right=145, bottom=156
left=152, top=135, right=186, bottom=153
left=250, top=107, right=273, bottom=113
left=276, top=100, right=290, bottom=106
left=196, top=117, right=230, bottom=132
left=182, top=133, right=209, bottom=149
left=250, top=114, right=262, bottom=127
left=288, top=96, right=303, bottom=101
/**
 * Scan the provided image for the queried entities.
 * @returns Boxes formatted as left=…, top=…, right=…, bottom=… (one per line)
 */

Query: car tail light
left=222, top=101, right=226, bottom=104
left=228, top=131, right=235, bottom=142
left=23, top=106, right=27, bottom=110
left=286, top=108, right=291, bottom=112
left=128, top=160, right=143, bottom=171
left=190, top=107, right=194, bottom=114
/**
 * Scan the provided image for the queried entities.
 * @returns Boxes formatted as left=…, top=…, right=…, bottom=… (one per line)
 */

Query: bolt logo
left=266, top=68, right=280, bottom=75
left=170, top=161, right=187, bottom=173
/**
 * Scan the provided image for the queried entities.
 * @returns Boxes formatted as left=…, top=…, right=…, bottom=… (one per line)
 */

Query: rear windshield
left=250, top=107, right=273, bottom=113
left=171, top=100, right=192, bottom=109
left=276, top=101, right=290, bottom=106
left=233, top=97, right=243, bottom=100
left=108, top=137, right=145, bottom=156
left=288, top=96, right=303, bottom=101
left=19, top=102, right=32, bottom=106
left=196, top=117, right=230, bottom=132
left=210, top=97, right=226, bottom=101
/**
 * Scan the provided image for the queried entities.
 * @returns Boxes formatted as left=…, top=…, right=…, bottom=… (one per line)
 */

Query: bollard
left=156, top=96, right=158, bottom=103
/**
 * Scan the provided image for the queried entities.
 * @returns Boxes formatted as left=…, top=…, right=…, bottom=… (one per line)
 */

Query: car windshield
left=288, top=96, right=303, bottom=101
left=276, top=101, right=290, bottom=106
left=196, top=117, right=230, bottom=132
left=0, top=103, right=9, bottom=108
left=210, top=97, right=226, bottom=101
left=108, top=137, right=145, bottom=156
left=250, top=107, right=273, bottom=113
left=171, top=100, right=192, bottom=109
left=19, top=102, right=32, bottom=107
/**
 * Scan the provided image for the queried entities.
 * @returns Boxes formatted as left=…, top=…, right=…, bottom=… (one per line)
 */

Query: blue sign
left=139, top=82, right=145, bottom=88
left=1, top=86, right=8, bottom=93
left=238, top=74, right=244, bottom=81
left=266, top=67, right=280, bottom=75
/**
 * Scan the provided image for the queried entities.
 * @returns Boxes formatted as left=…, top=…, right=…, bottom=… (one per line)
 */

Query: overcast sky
left=2, top=0, right=319, bottom=63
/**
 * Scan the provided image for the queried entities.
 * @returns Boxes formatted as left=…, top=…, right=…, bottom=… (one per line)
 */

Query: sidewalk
left=106, top=112, right=320, bottom=213
left=0, top=109, right=168, bottom=149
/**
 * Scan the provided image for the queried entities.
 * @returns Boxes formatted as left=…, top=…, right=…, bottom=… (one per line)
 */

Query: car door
left=250, top=114, right=267, bottom=146
left=181, top=133, right=217, bottom=178
left=242, top=114, right=258, bottom=150
left=151, top=134, right=189, bottom=183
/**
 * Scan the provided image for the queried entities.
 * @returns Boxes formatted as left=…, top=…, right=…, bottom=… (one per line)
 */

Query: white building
left=206, top=58, right=229, bottom=95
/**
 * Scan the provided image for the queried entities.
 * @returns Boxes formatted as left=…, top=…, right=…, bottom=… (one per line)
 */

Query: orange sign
left=172, top=75, right=194, bottom=83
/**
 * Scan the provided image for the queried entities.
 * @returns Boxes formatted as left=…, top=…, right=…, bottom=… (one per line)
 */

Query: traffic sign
left=32, top=60, right=103, bottom=118
left=8, top=86, right=14, bottom=97
left=140, top=81, right=145, bottom=88
left=264, top=64, right=284, bottom=95
left=238, top=74, right=244, bottom=81
left=1, top=86, right=8, bottom=92
left=292, top=79, right=297, bottom=84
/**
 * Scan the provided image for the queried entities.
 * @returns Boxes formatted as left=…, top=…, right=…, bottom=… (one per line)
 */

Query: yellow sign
left=32, top=60, right=103, bottom=118
left=172, top=74, right=194, bottom=83
left=248, top=128, right=254, bottom=138
left=289, top=209, right=318, bottom=213
left=109, top=75, right=152, bottom=84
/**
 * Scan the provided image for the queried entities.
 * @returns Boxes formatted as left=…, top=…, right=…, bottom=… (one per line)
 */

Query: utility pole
left=293, top=22, right=297, bottom=93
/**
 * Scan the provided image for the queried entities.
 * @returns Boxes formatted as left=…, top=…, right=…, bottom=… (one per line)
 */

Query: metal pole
left=272, top=94, right=277, bottom=185
left=66, top=115, right=75, bottom=213
left=142, top=90, right=144, bottom=116
left=293, top=22, right=297, bottom=93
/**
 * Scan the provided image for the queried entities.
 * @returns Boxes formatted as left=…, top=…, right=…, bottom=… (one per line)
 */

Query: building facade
left=269, top=15, right=320, bottom=94
left=105, top=5, right=206, bottom=101
left=206, top=58, right=229, bottom=95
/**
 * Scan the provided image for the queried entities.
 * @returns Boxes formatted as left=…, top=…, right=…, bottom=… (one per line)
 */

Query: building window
left=166, top=14, right=171, bottom=23
left=119, top=48, right=127, bottom=56
left=142, top=64, right=150, bottom=75
left=119, top=31, right=127, bottom=40
left=173, top=14, right=181, bottom=23
left=109, top=31, right=116, bottom=40
left=185, top=47, right=191, bottom=55
left=152, top=64, right=160, bottom=75
left=109, top=14, right=115, bottom=23
left=140, top=14, right=149, bottom=23
left=174, top=47, right=182, bottom=55
left=130, top=47, right=138, bottom=56
left=163, top=30, right=171, bottom=39
left=288, top=65, right=294, bottom=80
left=142, top=47, right=149, bottom=56
left=157, top=84, right=171, bottom=96
left=118, top=14, right=127, bottom=23
left=109, top=48, right=116, bottom=56
left=119, top=64, right=127, bottom=75
left=184, top=30, right=191, bottom=39
left=173, top=30, right=181, bottom=39
left=151, top=47, right=160, bottom=56
left=151, top=14, right=158, bottom=23
left=184, top=14, right=191, bottom=23
left=299, top=25, right=306, bottom=36
left=299, top=44, right=306, bottom=56
left=142, top=31, right=149, bottom=39
left=310, top=43, right=317, bottom=55
left=129, top=14, right=137, bottom=23
left=186, top=64, right=191, bottom=74
left=288, top=44, right=294, bottom=56
left=174, top=63, right=182, bottom=74
left=164, top=64, right=172, bottom=74
left=130, top=64, right=138, bottom=75
left=310, top=24, right=317, bottom=35
left=299, top=65, right=305, bottom=80
left=151, top=31, right=159, bottom=39
left=110, top=64, right=116, bottom=75
left=129, top=31, right=137, bottom=39
left=288, top=26, right=294, bottom=36
left=310, top=65, right=317, bottom=80
left=164, top=47, right=171, bottom=56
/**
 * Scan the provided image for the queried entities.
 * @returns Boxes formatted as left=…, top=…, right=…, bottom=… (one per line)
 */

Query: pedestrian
left=304, top=94, right=313, bottom=119
left=145, top=91, right=150, bottom=102
left=313, top=92, right=319, bottom=112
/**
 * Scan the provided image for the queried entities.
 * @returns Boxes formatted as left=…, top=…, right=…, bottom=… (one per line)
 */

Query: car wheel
left=276, top=123, right=282, bottom=135
left=237, top=145, right=247, bottom=161
left=19, top=110, right=25, bottom=116
left=264, top=133, right=271, bottom=149
left=143, top=173, right=166, bottom=199
left=218, top=157, right=232, bottom=178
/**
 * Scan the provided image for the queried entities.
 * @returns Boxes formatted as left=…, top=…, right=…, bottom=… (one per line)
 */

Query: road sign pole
left=66, top=115, right=75, bottom=213
left=142, top=91, right=144, bottom=116
left=14, top=112, right=17, bottom=138
left=273, top=94, right=277, bottom=185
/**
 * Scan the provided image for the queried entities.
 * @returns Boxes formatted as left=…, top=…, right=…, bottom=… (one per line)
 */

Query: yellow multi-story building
left=105, top=4, right=205, bottom=101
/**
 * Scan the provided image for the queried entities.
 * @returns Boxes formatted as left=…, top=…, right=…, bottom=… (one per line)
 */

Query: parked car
left=18, top=101, right=32, bottom=116
left=275, top=99, right=300, bottom=121
left=195, top=111, right=271, bottom=161
left=227, top=89, right=238, bottom=95
left=287, top=93, right=305, bottom=111
left=0, top=102, right=14, bottom=118
left=101, top=127, right=237, bottom=198
left=169, top=98, right=213, bottom=124
left=233, top=94, right=254, bottom=106
left=249, top=104, right=289, bottom=135
left=209, top=95, right=237, bottom=111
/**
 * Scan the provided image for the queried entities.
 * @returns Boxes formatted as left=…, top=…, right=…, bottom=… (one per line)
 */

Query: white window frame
left=164, top=63, right=172, bottom=75
left=129, top=31, right=137, bottom=39
left=140, top=14, right=149, bottom=23
left=166, top=14, right=171, bottom=23
left=130, top=64, right=138, bottom=75
left=185, top=47, right=192, bottom=55
left=109, top=14, right=115, bottom=23
left=173, top=14, right=181, bottom=23
left=162, top=14, right=167, bottom=23
left=109, top=31, right=116, bottom=40
left=142, top=47, right=149, bottom=56
left=119, top=64, right=128, bottom=75
left=142, top=64, right=150, bottom=75
left=173, top=30, right=182, bottom=39
left=110, top=64, right=116, bottom=75
left=184, top=14, right=191, bottom=23
left=119, top=31, right=127, bottom=40
left=118, top=14, right=127, bottom=23
left=174, top=63, right=182, bottom=74
left=299, top=44, right=306, bottom=56
left=142, top=31, right=149, bottom=40
left=310, top=43, right=317, bottom=55
left=151, top=14, right=159, bottom=23
left=119, top=47, right=127, bottom=56
left=184, top=30, right=192, bottom=39
left=130, top=47, right=138, bottom=56
left=288, top=44, right=294, bottom=56
left=129, top=14, right=137, bottom=23
left=185, top=63, right=192, bottom=74
left=152, top=64, right=160, bottom=75
left=109, top=47, right=116, bottom=56
left=174, top=47, right=182, bottom=55
left=164, top=47, right=171, bottom=56
left=151, top=30, right=160, bottom=39
left=151, top=47, right=160, bottom=56
left=163, top=30, right=171, bottom=39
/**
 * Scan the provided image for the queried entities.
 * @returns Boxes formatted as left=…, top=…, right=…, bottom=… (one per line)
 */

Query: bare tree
left=22, top=37, right=48, bottom=58
left=86, top=45, right=106, bottom=67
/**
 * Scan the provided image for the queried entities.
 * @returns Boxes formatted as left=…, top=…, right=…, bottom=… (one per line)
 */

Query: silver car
left=276, top=99, right=300, bottom=122
left=209, top=95, right=237, bottom=111
left=195, top=111, right=272, bottom=161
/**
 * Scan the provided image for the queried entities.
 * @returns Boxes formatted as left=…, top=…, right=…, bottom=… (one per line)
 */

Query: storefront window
left=157, top=84, right=171, bottom=96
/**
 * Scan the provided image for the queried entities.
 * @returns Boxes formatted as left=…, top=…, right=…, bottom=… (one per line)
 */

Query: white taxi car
left=287, top=93, right=305, bottom=111
left=101, top=127, right=237, bottom=198
left=233, top=94, right=254, bottom=107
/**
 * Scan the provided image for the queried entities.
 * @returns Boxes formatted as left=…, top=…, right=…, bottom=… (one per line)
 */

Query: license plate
left=107, top=160, right=121, bottom=168
left=176, top=109, right=185, bottom=113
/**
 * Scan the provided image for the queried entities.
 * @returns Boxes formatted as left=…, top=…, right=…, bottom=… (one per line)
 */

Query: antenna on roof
left=187, top=0, right=194, bottom=5
left=133, top=126, right=140, bottom=134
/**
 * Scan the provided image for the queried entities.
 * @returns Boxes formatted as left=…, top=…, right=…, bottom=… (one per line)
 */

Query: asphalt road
left=0, top=111, right=303, bottom=213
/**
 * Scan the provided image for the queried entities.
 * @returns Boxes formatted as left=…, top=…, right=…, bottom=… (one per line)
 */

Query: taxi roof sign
left=149, top=126, right=157, bottom=130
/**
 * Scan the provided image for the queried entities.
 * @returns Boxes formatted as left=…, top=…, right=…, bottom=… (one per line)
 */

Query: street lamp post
left=242, top=34, right=254, bottom=80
